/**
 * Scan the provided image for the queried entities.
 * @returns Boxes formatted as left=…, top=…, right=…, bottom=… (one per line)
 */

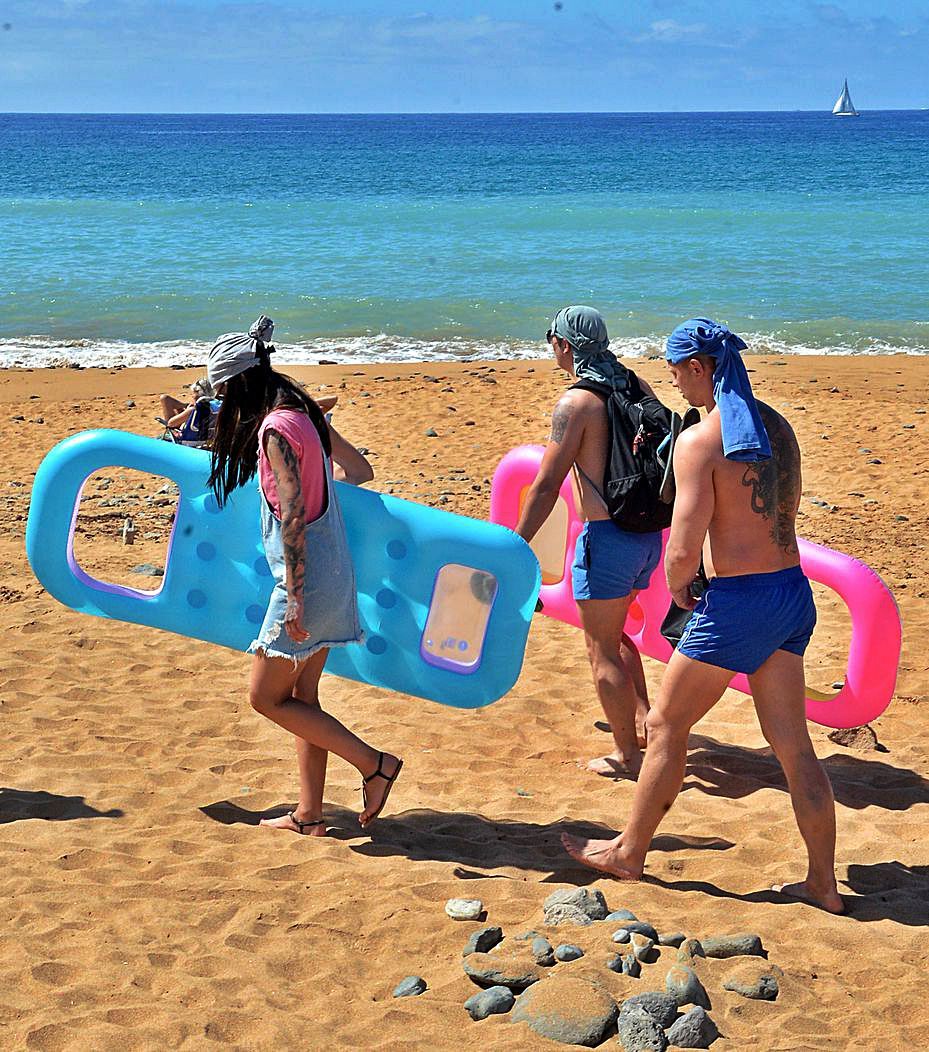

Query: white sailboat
left=832, top=79, right=858, bottom=117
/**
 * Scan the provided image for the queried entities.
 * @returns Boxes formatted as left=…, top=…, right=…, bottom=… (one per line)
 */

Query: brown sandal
left=360, top=753, right=403, bottom=827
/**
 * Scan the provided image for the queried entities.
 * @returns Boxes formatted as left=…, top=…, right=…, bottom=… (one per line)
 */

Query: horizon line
left=2, top=107, right=927, bottom=117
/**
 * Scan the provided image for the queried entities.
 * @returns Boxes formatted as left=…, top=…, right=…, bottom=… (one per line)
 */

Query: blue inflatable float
left=26, top=430, right=541, bottom=708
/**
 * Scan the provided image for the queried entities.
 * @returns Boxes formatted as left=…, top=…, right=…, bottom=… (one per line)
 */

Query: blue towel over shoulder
left=666, top=318, right=771, bottom=462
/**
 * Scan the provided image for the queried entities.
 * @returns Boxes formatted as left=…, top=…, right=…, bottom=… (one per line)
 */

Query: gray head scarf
left=207, top=315, right=274, bottom=388
left=549, top=305, right=626, bottom=388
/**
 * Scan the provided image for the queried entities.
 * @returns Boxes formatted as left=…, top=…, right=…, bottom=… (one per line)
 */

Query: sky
left=0, top=1, right=927, bottom=113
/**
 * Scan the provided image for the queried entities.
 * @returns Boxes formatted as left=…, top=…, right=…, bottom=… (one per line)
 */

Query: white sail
left=833, top=79, right=858, bottom=116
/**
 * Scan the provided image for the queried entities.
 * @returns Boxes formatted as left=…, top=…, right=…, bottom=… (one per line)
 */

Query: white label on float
left=421, top=564, right=498, bottom=674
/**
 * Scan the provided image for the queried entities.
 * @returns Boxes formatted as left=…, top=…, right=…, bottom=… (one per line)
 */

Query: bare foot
left=582, top=751, right=642, bottom=779
left=771, top=880, right=845, bottom=915
left=561, top=833, right=643, bottom=880
left=359, top=753, right=403, bottom=828
left=259, top=811, right=326, bottom=837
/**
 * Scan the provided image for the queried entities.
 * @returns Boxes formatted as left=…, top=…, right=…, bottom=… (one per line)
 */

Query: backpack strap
left=570, top=365, right=644, bottom=402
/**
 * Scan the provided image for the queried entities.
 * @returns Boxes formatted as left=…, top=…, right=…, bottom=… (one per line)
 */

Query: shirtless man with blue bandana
left=562, top=319, right=843, bottom=915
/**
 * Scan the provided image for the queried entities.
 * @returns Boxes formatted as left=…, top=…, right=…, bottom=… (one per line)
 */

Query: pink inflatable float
left=490, top=445, right=901, bottom=730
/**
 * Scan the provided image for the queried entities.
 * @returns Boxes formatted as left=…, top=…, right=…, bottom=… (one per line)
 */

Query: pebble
left=604, top=908, right=639, bottom=923
left=700, top=933, right=764, bottom=959
left=858, top=447, right=872, bottom=453
left=10, top=415, right=25, bottom=421
left=130, top=564, right=164, bottom=577
left=462, top=952, right=541, bottom=991
left=630, top=933, right=657, bottom=963
left=612, top=928, right=631, bottom=943
left=424, top=427, right=438, bottom=437
left=542, top=887, right=609, bottom=925
left=620, top=992, right=680, bottom=1028
left=513, top=930, right=540, bottom=942
left=621, top=954, right=642, bottom=978
left=126, top=399, right=135, bottom=408
left=867, top=458, right=882, bottom=464
left=622, top=920, right=659, bottom=941
left=894, top=515, right=909, bottom=522
left=392, top=975, right=427, bottom=998
left=676, top=939, right=706, bottom=962
left=554, top=944, right=584, bottom=962
left=665, top=965, right=711, bottom=1009
left=903, top=423, right=915, bottom=429
left=531, top=936, right=556, bottom=966
left=665, top=1005, right=719, bottom=1048
left=446, top=898, right=483, bottom=921
left=510, top=975, right=618, bottom=1047
left=658, top=933, right=686, bottom=948
left=463, top=985, right=514, bottom=1021
left=462, top=926, right=503, bottom=957
left=827, top=724, right=885, bottom=751
left=722, top=962, right=781, bottom=1001
left=616, top=1007, right=668, bottom=1052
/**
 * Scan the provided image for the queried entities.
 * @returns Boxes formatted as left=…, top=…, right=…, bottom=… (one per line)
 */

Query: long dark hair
left=208, top=352, right=332, bottom=506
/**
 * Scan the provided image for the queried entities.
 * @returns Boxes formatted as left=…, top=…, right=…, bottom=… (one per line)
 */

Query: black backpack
left=572, top=368, right=674, bottom=533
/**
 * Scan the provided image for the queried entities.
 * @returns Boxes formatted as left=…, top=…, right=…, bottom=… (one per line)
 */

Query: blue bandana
left=666, top=318, right=771, bottom=462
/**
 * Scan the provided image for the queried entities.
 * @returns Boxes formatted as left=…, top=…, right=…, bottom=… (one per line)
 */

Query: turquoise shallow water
left=1, top=112, right=927, bottom=365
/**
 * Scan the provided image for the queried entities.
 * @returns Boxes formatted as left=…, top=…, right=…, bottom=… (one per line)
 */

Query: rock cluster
left=388, top=891, right=784, bottom=1047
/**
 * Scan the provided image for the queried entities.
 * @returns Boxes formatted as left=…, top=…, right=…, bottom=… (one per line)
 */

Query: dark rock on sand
left=665, top=965, right=711, bottom=1009
left=616, top=1007, right=668, bottom=1052
left=554, top=944, right=584, bottom=962
left=658, top=933, right=687, bottom=948
left=612, top=928, right=631, bottom=944
left=827, top=724, right=887, bottom=752
left=622, top=954, right=642, bottom=978
left=531, top=936, right=556, bottom=966
left=392, top=975, right=427, bottom=998
left=464, top=985, right=514, bottom=1020
left=511, top=975, right=618, bottom=1047
left=666, top=1006, right=719, bottom=1048
left=605, top=908, right=639, bottom=923
left=630, top=933, right=657, bottom=963
left=463, top=952, right=542, bottom=991
left=463, top=926, right=503, bottom=957
left=622, top=920, right=659, bottom=941
left=620, top=992, right=680, bottom=1028
left=543, top=888, right=608, bottom=927
left=722, top=962, right=781, bottom=1001
left=131, top=564, right=165, bottom=577
left=676, top=939, right=706, bottom=962
left=700, top=934, right=765, bottom=959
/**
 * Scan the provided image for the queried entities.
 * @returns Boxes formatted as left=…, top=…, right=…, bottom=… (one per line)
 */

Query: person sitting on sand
left=207, top=315, right=402, bottom=836
left=562, top=318, right=843, bottom=914
left=159, top=378, right=219, bottom=439
left=515, top=306, right=660, bottom=780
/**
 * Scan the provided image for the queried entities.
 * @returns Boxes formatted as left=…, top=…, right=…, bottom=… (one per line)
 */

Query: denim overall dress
left=248, top=434, right=364, bottom=664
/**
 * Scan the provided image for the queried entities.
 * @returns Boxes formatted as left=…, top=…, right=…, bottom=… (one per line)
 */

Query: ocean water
left=1, top=111, right=927, bottom=367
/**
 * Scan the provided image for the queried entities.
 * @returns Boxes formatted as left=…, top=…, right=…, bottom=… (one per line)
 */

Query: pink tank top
left=257, top=408, right=327, bottom=524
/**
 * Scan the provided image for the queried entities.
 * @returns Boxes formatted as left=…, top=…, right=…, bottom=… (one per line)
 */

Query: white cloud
left=637, top=19, right=706, bottom=43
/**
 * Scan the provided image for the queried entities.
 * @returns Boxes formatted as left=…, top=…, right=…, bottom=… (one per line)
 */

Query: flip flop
left=360, top=753, right=403, bottom=827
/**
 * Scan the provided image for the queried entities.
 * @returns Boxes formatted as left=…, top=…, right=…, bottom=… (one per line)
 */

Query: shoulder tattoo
left=550, top=400, right=574, bottom=444
left=739, top=411, right=801, bottom=555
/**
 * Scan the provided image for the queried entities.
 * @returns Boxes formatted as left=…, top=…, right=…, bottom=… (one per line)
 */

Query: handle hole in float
left=805, top=581, right=854, bottom=701
left=421, top=564, right=498, bottom=674
left=520, top=489, right=569, bottom=585
left=70, top=467, right=180, bottom=597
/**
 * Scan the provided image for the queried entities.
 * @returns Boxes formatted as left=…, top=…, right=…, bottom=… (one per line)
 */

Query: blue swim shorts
left=677, top=564, right=817, bottom=675
left=572, top=520, right=662, bottom=601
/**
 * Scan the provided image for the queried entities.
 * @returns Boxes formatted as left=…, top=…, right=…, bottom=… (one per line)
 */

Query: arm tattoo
left=550, top=401, right=573, bottom=444
left=740, top=408, right=800, bottom=556
left=267, top=431, right=307, bottom=596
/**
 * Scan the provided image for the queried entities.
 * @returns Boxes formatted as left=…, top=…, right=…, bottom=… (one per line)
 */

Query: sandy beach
left=1, top=355, right=927, bottom=1051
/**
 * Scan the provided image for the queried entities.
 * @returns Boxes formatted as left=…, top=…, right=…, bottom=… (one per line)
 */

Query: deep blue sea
left=1, top=111, right=927, bottom=366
